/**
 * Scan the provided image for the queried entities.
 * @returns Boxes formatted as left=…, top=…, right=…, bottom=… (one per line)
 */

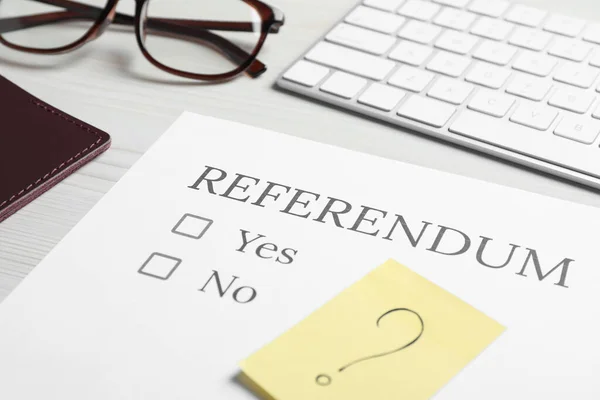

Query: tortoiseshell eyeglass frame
left=0, top=0, right=285, bottom=82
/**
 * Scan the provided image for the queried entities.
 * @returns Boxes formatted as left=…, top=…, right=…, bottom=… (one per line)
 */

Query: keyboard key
left=543, top=14, right=585, bottom=37
left=320, top=71, right=368, bottom=99
left=434, top=30, right=479, bottom=54
left=363, top=0, right=405, bottom=12
left=388, top=40, right=432, bottom=65
left=512, top=51, right=557, bottom=77
left=554, top=115, right=600, bottom=144
left=398, top=20, right=442, bottom=44
left=548, top=88, right=595, bottom=114
left=388, top=65, right=435, bottom=92
left=593, top=104, right=600, bottom=119
left=283, top=60, right=330, bottom=87
left=427, top=77, right=474, bottom=104
left=466, top=61, right=511, bottom=88
left=509, top=26, right=552, bottom=51
left=397, top=0, right=441, bottom=21
left=505, top=73, right=551, bottom=101
left=505, top=4, right=547, bottom=27
left=473, top=40, right=517, bottom=65
left=470, top=16, right=514, bottom=41
left=548, top=38, right=592, bottom=62
left=358, top=82, right=406, bottom=110
left=326, top=23, right=397, bottom=55
left=449, top=109, right=600, bottom=179
left=553, top=62, right=599, bottom=89
left=583, top=23, right=600, bottom=44
left=397, top=95, right=456, bottom=127
left=433, top=8, right=476, bottom=31
left=433, top=0, right=470, bottom=8
left=306, top=42, right=396, bottom=80
left=509, top=101, right=558, bottom=130
left=468, top=89, right=515, bottom=117
left=346, top=6, right=406, bottom=34
left=468, top=0, right=510, bottom=18
left=426, top=51, right=471, bottom=77
left=590, top=51, right=600, bottom=68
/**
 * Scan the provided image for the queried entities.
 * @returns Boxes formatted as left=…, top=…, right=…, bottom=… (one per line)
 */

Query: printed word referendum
left=188, top=166, right=574, bottom=289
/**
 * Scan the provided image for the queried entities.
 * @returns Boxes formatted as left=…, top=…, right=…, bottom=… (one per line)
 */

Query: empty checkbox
left=138, top=253, right=182, bottom=280
left=171, top=213, right=213, bottom=239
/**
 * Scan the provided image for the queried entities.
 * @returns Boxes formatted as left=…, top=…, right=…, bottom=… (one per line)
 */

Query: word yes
left=236, top=229, right=298, bottom=264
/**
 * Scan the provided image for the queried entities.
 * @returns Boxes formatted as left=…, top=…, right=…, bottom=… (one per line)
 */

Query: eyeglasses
left=0, top=0, right=285, bottom=82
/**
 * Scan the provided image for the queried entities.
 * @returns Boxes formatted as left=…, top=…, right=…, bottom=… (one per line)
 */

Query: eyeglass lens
left=0, top=0, right=110, bottom=50
left=140, top=0, right=264, bottom=76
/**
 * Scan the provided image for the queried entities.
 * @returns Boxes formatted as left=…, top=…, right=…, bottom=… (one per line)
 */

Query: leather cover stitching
left=0, top=99, right=104, bottom=209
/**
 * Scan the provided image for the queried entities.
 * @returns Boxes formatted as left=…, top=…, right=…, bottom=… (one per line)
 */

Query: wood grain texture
left=1, top=0, right=600, bottom=302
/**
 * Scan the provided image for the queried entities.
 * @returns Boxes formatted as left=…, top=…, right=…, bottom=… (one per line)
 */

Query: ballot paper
left=240, top=259, right=505, bottom=400
left=0, top=112, right=598, bottom=399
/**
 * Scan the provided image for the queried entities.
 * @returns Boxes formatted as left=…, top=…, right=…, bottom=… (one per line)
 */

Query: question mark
left=315, top=308, right=424, bottom=386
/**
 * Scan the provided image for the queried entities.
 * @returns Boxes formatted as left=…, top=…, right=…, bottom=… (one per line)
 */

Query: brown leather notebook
left=0, top=75, right=111, bottom=223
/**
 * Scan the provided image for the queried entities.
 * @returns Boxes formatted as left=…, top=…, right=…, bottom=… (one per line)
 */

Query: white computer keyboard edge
left=276, top=0, right=600, bottom=190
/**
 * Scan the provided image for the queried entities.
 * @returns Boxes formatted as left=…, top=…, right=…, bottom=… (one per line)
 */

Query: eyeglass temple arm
left=0, top=11, right=87, bottom=33
left=0, top=0, right=283, bottom=77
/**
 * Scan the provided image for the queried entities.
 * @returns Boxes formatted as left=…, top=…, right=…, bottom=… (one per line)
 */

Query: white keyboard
left=276, top=0, right=600, bottom=189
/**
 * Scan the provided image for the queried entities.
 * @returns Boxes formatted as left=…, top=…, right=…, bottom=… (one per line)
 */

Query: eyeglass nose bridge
left=87, top=0, right=121, bottom=41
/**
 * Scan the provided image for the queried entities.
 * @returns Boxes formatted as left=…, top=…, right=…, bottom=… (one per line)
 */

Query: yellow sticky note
left=240, top=259, right=505, bottom=400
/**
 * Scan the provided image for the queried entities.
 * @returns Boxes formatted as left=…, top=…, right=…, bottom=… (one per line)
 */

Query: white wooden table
left=1, top=0, right=600, bottom=302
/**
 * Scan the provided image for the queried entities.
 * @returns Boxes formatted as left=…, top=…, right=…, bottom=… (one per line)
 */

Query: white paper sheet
left=0, top=113, right=597, bottom=399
